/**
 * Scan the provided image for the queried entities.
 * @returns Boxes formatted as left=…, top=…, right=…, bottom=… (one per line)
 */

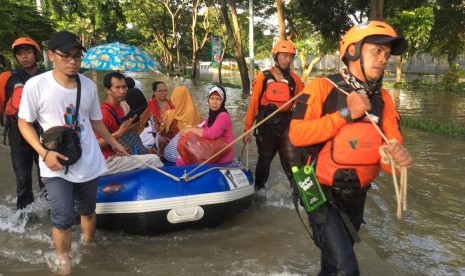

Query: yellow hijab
left=163, top=85, right=202, bottom=133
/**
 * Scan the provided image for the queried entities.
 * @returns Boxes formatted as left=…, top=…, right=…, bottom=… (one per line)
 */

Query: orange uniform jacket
left=289, top=77, right=403, bottom=174
left=243, top=67, right=305, bottom=132
left=0, top=71, right=13, bottom=114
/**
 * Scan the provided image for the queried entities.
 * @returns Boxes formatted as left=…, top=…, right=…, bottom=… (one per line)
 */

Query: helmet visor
left=363, top=35, right=408, bottom=55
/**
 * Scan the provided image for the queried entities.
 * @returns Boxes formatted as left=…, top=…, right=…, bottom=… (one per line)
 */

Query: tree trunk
left=369, top=0, right=384, bottom=20
left=299, top=52, right=308, bottom=73
left=303, top=54, right=324, bottom=78
left=218, top=60, right=223, bottom=83
left=219, top=0, right=250, bottom=92
left=275, top=0, right=286, bottom=40
left=190, top=1, right=199, bottom=78
left=396, top=56, right=402, bottom=82
left=447, top=55, right=453, bottom=69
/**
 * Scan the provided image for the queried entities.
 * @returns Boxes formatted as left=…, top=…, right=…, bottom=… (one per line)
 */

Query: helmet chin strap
left=358, top=54, right=382, bottom=95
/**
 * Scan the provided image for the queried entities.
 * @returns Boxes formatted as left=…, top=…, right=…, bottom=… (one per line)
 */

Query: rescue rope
left=126, top=154, right=180, bottom=182
left=326, top=78, right=408, bottom=220
left=182, top=165, right=249, bottom=182
left=182, top=91, right=305, bottom=180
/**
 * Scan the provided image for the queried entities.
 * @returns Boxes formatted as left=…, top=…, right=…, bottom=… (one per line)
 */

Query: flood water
left=1, top=71, right=464, bottom=275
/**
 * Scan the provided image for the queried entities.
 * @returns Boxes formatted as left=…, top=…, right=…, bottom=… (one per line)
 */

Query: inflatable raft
left=96, top=162, right=254, bottom=235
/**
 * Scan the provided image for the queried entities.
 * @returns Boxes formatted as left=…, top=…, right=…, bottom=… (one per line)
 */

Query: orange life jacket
left=316, top=118, right=383, bottom=188
left=259, top=70, right=294, bottom=112
left=253, top=70, right=296, bottom=136
left=1, top=70, right=31, bottom=117
left=4, top=82, right=24, bottom=116
left=312, top=73, right=385, bottom=188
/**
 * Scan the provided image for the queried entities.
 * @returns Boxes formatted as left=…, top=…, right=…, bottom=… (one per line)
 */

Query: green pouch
left=292, top=165, right=327, bottom=212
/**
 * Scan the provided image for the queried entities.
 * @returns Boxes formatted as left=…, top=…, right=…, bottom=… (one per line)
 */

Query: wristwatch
left=339, top=107, right=353, bottom=123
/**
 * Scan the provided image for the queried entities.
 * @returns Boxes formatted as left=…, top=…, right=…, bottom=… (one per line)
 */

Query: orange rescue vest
left=312, top=73, right=385, bottom=188
left=4, top=82, right=24, bottom=116
left=1, top=70, right=28, bottom=117
left=259, top=70, right=293, bottom=112
left=316, top=118, right=383, bottom=188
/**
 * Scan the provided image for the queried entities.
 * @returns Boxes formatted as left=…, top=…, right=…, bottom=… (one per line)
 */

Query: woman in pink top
left=179, top=85, right=234, bottom=164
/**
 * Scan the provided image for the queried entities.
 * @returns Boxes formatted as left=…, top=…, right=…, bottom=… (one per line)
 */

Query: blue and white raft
left=96, top=163, right=254, bottom=235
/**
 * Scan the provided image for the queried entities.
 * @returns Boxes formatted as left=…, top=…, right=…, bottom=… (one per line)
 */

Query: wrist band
left=43, top=150, right=50, bottom=162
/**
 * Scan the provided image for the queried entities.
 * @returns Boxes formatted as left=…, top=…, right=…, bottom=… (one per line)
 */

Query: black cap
left=363, top=35, right=408, bottom=55
left=48, top=31, right=86, bottom=53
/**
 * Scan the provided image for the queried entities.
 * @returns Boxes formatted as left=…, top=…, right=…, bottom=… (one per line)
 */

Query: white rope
left=126, top=154, right=180, bottom=182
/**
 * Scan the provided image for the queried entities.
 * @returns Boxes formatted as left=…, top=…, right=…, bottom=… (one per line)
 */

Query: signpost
left=211, top=36, right=222, bottom=66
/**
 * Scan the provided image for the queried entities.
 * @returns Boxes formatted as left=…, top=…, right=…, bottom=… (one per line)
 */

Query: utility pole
left=36, top=0, right=51, bottom=70
left=248, top=0, right=254, bottom=92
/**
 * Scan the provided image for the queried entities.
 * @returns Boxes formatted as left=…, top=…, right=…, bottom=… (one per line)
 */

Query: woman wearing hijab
left=179, top=85, right=234, bottom=164
left=159, top=85, right=202, bottom=159
left=125, top=87, right=159, bottom=150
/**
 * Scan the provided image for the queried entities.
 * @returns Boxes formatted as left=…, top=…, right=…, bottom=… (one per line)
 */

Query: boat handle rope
left=182, top=165, right=249, bottom=182
left=236, top=143, right=250, bottom=168
left=326, top=77, right=408, bottom=220
left=127, top=154, right=180, bottom=182
left=183, top=91, right=306, bottom=180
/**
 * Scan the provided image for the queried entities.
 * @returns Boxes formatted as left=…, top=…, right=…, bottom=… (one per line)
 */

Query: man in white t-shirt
left=18, top=30, right=127, bottom=275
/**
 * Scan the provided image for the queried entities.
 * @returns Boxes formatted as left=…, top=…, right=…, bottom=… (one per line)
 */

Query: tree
left=41, top=0, right=126, bottom=48
left=190, top=0, right=215, bottom=78
left=388, top=6, right=434, bottom=81
left=275, top=0, right=286, bottom=40
left=428, top=0, right=465, bottom=68
left=370, top=0, right=384, bottom=20
left=219, top=0, right=250, bottom=91
left=292, top=0, right=369, bottom=76
left=0, top=1, right=53, bottom=60
left=125, top=0, right=191, bottom=72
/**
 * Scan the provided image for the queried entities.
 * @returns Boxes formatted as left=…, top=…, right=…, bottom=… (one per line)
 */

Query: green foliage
left=43, top=0, right=126, bottom=47
left=427, top=0, right=465, bottom=67
left=441, top=64, right=464, bottom=83
left=293, top=0, right=370, bottom=53
left=440, top=64, right=465, bottom=91
left=387, top=6, right=434, bottom=57
left=0, top=1, right=53, bottom=54
left=401, top=115, right=465, bottom=137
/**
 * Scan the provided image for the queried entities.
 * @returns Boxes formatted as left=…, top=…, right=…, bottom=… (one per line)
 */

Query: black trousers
left=254, top=130, right=298, bottom=190
left=307, top=186, right=368, bottom=276
left=8, top=122, right=43, bottom=210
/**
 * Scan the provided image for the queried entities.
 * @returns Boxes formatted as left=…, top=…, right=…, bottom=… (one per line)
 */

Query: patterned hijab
left=207, top=85, right=228, bottom=127
left=163, top=85, right=202, bottom=132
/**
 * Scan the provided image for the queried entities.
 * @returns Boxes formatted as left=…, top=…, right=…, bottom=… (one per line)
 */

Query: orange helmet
left=339, top=21, right=407, bottom=62
left=272, top=40, right=296, bottom=55
left=11, top=37, right=42, bottom=61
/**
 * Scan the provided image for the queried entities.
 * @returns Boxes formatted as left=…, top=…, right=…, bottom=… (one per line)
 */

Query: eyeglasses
left=53, top=51, right=83, bottom=62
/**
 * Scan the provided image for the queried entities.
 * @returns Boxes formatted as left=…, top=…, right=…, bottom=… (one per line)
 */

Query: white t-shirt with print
left=18, top=71, right=106, bottom=183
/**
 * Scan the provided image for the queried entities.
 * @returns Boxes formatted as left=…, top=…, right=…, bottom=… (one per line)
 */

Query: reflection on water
left=0, top=72, right=464, bottom=275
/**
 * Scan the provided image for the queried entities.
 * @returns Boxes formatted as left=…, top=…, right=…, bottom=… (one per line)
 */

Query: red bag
left=177, top=132, right=230, bottom=165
